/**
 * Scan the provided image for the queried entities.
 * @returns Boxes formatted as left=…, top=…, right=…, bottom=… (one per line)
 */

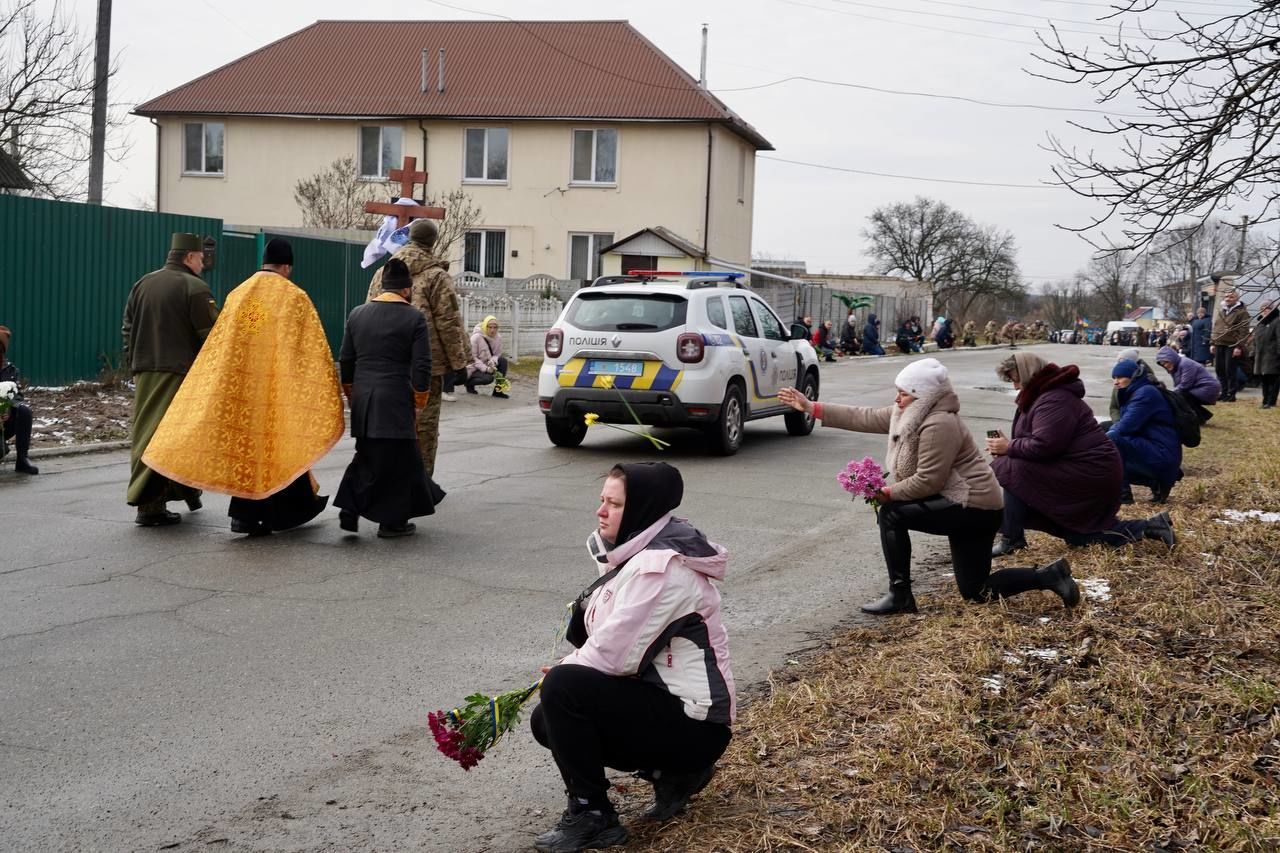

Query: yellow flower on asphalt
left=584, top=413, right=600, bottom=426
left=598, top=375, right=615, bottom=389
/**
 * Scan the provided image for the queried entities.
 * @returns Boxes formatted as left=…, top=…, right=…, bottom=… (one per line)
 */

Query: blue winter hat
left=1112, top=360, right=1140, bottom=379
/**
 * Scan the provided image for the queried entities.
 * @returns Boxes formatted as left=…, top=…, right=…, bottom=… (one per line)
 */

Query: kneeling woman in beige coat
left=779, top=358, right=1078, bottom=615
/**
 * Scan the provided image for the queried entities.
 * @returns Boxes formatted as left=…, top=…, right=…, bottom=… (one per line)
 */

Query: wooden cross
left=363, top=156, right=446, bottom=229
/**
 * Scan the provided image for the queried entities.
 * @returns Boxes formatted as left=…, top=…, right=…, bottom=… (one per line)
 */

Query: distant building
left=133, top=20, right=771, bottom=281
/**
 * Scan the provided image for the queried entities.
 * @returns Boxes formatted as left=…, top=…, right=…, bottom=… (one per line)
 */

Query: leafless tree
left=430, top=187, right=483, bottom=264
left=1039, top=277, right=1095, bottom=331
left=1, top=0, right=125, bottom=199
left=1035, top=2, right=1280, bottom=262
left=864, top=196, right=1025, bottom=324
left=1087, top=247, right=1152, bottom=321
left=293, top=157, right=395, bottom=230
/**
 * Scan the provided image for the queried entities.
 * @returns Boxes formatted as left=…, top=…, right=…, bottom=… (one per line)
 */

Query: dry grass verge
left=619, top=404, right=1280, bottom=851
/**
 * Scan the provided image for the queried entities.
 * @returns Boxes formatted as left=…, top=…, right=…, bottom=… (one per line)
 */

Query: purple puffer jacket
left=991, top=372, right=1122, bottom=534
left=1156, top=346, right=1220, bottom=404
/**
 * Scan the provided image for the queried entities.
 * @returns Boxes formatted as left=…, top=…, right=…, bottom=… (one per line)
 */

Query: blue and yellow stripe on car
left=556, top=358, right=683, bottom=391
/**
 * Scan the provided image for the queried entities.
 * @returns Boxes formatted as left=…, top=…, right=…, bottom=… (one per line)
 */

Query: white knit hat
left=894, top=357, right=949, bottom=398
left=1116, top=348, right=1139, bottom=363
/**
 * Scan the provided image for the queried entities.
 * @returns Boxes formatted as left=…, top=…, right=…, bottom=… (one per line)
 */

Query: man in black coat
left=334, top=258, right=444, bottom=538
left=0, top=325, right=37, bottom=475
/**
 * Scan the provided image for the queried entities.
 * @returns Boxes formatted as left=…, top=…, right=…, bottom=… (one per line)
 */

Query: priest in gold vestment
left=143, top=238, right=346, bottom=536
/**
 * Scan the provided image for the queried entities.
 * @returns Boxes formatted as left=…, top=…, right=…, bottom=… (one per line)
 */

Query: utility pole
left=1237, top=214, right=1249, bottom=273
left=87, top=0, right=112, bottom=205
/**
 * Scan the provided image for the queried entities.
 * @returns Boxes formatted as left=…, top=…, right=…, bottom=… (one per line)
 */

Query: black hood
left=615, top=462, right=683, bottom=545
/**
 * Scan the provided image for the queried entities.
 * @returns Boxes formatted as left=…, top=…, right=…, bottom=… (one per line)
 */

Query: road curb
left=28, top=440, right=130, bottom=460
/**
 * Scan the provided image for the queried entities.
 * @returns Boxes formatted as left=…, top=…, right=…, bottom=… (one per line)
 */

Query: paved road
left=0, top=344, right=1123, bottom=852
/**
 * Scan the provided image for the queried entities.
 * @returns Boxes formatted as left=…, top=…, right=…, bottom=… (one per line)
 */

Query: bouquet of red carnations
left=428, top=680, right=542, bottom=770
left=837, top=455, right=889, bottom=509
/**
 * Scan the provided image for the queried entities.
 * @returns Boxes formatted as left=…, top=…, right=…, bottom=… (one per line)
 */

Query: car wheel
left=784, top=371, right=818, bottom=436
left=708, top=384, right=745, bottom=455
left=545, top=415, right=587, bottom=448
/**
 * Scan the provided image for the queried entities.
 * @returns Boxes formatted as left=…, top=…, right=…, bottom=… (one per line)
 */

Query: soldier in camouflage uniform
left=367, top=219, right=470, bottom=478
left=984, top=320, right=998, bottom=345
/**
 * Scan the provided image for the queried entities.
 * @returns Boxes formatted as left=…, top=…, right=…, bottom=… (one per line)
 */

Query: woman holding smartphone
left=988, top=352, right=1174, bottom=555
left=779, top=358, right=1079, bottom=616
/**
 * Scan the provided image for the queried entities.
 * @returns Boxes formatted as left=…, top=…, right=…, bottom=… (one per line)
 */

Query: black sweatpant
left=1261, top=374, right=1279, bottom=407
left=2, top=402, right=32, bottom=461
left=1000, top=488, right=1146, bottom=548
left=530, top=664, right=731, bottom=807
left=1214, top=345, right=1242, bottom=398
left=1177, top=388, right=1214, bottom=423
left=878, top=497, right=1042, bottom=602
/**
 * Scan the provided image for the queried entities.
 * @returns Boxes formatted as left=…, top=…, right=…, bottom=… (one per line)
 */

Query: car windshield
left=566, top=292, right=688, bottom=332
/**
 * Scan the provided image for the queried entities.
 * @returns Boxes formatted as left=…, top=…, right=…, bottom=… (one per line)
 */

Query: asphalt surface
left=0, top=344, right=1125, bottom=852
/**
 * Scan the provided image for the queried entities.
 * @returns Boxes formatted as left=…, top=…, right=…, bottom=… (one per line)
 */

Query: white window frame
left=357, top=125, right=403, bottom=180
left=567, top=232, right=615, bottom=281
left=569, top=128, right=618, bottom=186
left=182, top=122, right=225, bottom=176
left=463, top=127, right=510, bottom=184
left=464, top=229, right=507, bottom=278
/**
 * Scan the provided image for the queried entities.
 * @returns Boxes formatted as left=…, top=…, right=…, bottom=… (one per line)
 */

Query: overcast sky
left=62, top=0, right=1248, bottom=285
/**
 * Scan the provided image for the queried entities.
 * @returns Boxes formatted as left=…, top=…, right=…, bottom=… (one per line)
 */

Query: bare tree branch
left=1, top=0, right=127, bottom=199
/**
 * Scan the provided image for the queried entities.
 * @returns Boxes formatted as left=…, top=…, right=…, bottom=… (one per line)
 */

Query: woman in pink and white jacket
left=529, top=462, right=734, bottom=853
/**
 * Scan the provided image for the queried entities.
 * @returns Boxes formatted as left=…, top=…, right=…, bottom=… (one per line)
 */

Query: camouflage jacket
left=368, top=243, right=470, bottom=376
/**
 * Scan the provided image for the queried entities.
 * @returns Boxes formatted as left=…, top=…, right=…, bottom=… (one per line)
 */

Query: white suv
left=537, top=273, right=821, bottom=455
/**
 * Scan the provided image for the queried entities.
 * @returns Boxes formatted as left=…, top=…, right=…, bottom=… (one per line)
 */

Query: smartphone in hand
left=986, top=429, right=1002, bottom=439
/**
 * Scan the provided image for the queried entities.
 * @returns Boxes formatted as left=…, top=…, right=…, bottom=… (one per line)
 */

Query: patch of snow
left=979, top=675, right=1004, bottom=694
left=1200, top=552, right=1218, bottom=566
left=1081, top=577, right=1112, bottom=602
left=28, top=385, right=69, bottom=392
left=1024, top=648, right=1060, bottom=662
left=1002, top=652, right=1023, bottom=665
left=1217, top=509, right=1280, bottom=524
left=1038, top=617, right=1051, bottom=624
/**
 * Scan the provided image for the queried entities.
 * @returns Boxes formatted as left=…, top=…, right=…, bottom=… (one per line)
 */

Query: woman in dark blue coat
left=1107, top=360, right=1182, bottom=503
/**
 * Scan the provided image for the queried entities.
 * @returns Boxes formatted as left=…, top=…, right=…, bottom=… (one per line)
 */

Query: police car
left=538, top=272, right=821, bottom=455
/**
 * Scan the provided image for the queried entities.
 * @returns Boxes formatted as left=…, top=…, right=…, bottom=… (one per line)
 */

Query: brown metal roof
left=134, top=20, right=773, bottom=150
left=0, top=149, right=32, bottom=190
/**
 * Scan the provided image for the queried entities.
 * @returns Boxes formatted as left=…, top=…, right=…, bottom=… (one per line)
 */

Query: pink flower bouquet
left=837, top=455, right=889, bottom=509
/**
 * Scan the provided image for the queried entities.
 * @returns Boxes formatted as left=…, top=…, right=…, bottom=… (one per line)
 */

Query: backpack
left=1156, top=384, right=1201, bottom=448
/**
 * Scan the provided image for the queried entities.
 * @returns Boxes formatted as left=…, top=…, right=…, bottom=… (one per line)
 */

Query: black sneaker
left=991, top=536, right=1027, bottom=558
left=644, top=764, right=718, bottom=821
left=376, top=521, right=416, bottom=538
left=230, top=518, right=272, bottom=537
left=338, top=510, right=359, bottom=533
left=533, top=806, right=628, bottom=852
left=1143, top=510, right=1176, bottom=548
left=135, top=509, right=181, bottom=527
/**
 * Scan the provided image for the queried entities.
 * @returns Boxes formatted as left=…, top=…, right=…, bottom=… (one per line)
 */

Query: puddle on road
left=972, top=385, right=1017, bottom=395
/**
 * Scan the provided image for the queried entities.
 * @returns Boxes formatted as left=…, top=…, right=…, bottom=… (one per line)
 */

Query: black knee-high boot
left=863, top=505, right=919, bottom=615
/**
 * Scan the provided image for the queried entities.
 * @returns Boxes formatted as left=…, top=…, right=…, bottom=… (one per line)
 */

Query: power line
left=816, top=0, right=1166, bottom=39
left=759, top=154, right=1054, bottom=189
left=895, top=0, right=1176, bottom=33
left=713, top=74, right=1142, bottom=117
left=776, top=0, right=1042, bottom=47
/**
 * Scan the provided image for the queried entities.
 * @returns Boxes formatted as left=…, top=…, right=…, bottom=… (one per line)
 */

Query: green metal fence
left=0, top=196, right=380, bottom=385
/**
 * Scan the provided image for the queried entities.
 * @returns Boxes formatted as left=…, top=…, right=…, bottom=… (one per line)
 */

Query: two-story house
left=134, top=19, right=772, bottom=281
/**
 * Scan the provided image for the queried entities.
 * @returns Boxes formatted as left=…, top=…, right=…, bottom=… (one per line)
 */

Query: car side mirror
left=789, top=323, right=809, bottom=341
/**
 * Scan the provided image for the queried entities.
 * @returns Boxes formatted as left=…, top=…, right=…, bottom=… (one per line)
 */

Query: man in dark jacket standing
left=1210, top=287, right=1251, bottom=401
left=367, top=219, right=469, bottom=479
left=337, top=258, right=444, bottom=538
left=121, top=233, right=219, bottom=526
left=1253, top=300, right=1280, bottom=409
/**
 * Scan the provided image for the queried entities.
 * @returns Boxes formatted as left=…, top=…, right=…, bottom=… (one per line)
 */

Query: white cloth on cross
left=361, top=198, right=421, bottom=269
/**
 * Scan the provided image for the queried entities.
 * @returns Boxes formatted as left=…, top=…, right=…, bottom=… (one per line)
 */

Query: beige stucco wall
left=705, top=124, right=754, bottom=266
left=156, top=116, right=756, bottom=279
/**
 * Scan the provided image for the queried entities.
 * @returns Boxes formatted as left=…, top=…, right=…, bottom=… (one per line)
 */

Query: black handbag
left=565, top=566, right=621, bottom=648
